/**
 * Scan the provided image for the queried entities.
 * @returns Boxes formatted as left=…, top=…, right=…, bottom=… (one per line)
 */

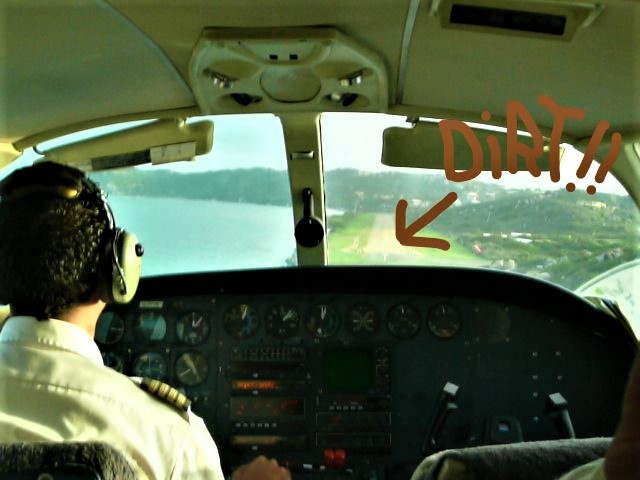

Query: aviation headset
left=0, top=161, right=143, bottom=304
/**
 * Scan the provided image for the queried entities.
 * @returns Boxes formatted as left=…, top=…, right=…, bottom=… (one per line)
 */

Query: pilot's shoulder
left=133, top=377, right=192, bottom=414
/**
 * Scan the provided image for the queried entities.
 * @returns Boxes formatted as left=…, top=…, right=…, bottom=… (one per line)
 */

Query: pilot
left=0, top=161, right=290, bottom=480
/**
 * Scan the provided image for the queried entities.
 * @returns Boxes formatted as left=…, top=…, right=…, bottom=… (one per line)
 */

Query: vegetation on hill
left=93, top=167, right=640, bottom=290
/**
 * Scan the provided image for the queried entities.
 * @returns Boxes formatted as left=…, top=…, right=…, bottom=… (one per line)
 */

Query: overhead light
left=203, top=69, right=235, bottom=89
left=339, top=70, right=365, bottom=87
left=327, top=93, right=359, bottom=107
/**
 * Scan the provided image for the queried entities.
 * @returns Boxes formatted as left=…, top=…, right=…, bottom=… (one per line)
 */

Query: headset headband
left=0, top=162, right=114, bottom=229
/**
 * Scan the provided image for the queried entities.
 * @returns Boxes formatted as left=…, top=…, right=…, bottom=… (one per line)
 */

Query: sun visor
left=382, top=121, right=559, bottom=173
left=42, top=119, right=213, bottom=172
left=0, top=143, right=22, bottom=170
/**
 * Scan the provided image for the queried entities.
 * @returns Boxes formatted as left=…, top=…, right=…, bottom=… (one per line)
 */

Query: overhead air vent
left=188, top=28, right=388, bottom=114
left=433, top=0, right=604, bottom=40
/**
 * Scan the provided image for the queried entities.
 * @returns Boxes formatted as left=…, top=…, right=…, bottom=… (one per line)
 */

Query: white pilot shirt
left=0, top=316, right=225, bottom=480
left=558, top=459, right=606, bottom=480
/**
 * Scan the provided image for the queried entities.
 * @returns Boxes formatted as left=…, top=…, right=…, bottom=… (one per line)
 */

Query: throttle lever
left=546, top=392, right=576, bottom=439
left=422, top=382, right=459, bottom=454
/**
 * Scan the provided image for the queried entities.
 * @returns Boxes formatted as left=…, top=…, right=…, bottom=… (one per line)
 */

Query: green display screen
left=322, top=349, right=374, bottom=393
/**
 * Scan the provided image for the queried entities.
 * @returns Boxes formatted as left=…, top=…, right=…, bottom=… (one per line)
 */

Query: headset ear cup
left=111, top=230, right=142, bottom=304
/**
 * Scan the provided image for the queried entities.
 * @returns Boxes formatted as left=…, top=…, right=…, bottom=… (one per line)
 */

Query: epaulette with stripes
left=139, top=377, right=191, bottom=412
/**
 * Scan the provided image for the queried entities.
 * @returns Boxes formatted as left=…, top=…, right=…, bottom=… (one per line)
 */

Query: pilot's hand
left=231, top=455, right=291, bottom=480
left=605, top=353, right=640, bottom=479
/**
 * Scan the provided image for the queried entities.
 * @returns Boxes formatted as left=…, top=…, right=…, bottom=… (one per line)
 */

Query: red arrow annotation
left=395, top=192, right=459, bottom=251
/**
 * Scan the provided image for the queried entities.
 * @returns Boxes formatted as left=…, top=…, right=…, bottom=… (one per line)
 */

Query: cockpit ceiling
left=0, top=1, right=196, bottom=144
left=402, top=0, right=639, bottom=139
left=1, top=0, right=638, bottom=147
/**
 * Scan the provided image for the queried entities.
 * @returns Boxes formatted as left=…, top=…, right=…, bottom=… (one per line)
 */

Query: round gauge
left=305, top=304, right=340, bottom=339
left=386, top=304, right=420, bottom=338
left=101, top=351, right=124, bottom=372
left=134, top=311, right=167, bottom=341
left=224, top=304, right=259, bottom=339
left=428, top=303, right=462, bottom=339
left=175, top=351, right=209, bottom=387
left=131, top=352, right=167, bottom=379
left=176, top=311, right=210, bottom=345
left=346, top=304, right=380, bottom=339
left=264, top=304, right=300, bottom=339
left=95, top=311, right=125, bottom=345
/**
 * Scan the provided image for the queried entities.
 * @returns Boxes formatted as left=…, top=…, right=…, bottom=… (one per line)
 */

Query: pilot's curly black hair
left=0, top=162, right=110, bottom=319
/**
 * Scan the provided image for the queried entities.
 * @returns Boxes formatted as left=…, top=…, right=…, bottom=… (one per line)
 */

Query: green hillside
left=92, top=167, right=640, bottom=289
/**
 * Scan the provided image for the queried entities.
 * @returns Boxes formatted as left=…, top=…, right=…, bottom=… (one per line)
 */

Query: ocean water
left=108, top=196, right=297, bottom=277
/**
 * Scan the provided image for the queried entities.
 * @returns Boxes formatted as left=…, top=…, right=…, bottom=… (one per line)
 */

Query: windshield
left=321, top=113, right=639, bottom=329
left=4, top=113, right=639, bottom=326
left=92, top=115, right=297, bottom=275
left=322, top=114, right=639, bottom=287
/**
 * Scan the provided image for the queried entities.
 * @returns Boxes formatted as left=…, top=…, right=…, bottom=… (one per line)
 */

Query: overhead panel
left=107, top=0, right=409, bottom=110
left=188, top=28, right=389, bottom=114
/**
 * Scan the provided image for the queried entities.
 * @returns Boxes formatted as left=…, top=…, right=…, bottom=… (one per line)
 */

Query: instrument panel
left=96, top=267, right=635, bottom=479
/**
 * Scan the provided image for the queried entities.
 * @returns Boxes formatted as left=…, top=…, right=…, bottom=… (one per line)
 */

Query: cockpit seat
left=0, top=442, right=136, bottom=480
left=411, top=437, right=611, bottom=480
